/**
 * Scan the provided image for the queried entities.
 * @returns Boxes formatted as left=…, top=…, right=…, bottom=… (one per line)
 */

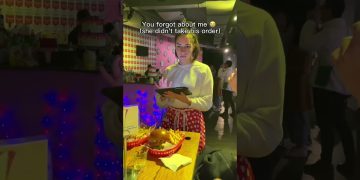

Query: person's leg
left=316, top=89, right=335, bottom=164
left=332, top=93, right=355, bottom=178
left=228, top=91, right=236, bottom=117
left=222, top=90, right=230, bottom=117
left=286, top=112, right=309, bottom=157
left=305, top=88, right=335, bottom=179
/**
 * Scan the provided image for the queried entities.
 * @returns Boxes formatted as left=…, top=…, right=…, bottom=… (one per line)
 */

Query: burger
left=148, top=128, right=170, bottom=149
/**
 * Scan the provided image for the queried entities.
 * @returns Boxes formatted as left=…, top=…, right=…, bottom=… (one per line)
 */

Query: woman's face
left=175, top=35, right=194, bottom=64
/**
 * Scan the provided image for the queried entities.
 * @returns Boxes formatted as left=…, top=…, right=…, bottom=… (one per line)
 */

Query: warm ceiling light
left=224, top=48, right=229, bottom=53
left=233, top=15, right=237, bottom=22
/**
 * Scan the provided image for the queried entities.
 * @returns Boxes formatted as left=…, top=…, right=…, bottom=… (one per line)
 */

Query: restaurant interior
left=122, top=0, right=239, bottom=179
left=0, top=0, right=360, bottom=179
left=122, top=0, right=360, bottom=180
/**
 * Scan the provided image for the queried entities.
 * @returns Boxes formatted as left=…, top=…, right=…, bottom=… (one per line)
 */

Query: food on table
left=148, top=128, right=185, bottom=150
left=125, top=127, right=152, bottom=142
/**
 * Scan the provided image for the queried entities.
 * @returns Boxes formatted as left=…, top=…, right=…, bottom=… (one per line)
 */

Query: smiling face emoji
left=209, top=21, right=216, bottom=28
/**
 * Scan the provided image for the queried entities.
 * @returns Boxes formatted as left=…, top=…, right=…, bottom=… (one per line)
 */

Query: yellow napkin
left=159, top=154, right=192, bottom=172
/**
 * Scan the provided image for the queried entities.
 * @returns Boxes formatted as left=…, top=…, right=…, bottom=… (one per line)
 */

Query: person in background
left=99, top=22, right=121, bottom=72
left=272, top=6, right=313, bottom=159
left=213, top=64, right=225, bottom=112
left=219, top=60, right=236, bottom=120
left=155, top=32, right=213, bottom=152
left=299, top=0, right=356, bottom=179
left=235, top=1, right=286, bottom=179
left=333, top=22, right=360, bottom=104
left=144, top=64, right=152, bottom=77
left=68, top=9, right=91, bottom=46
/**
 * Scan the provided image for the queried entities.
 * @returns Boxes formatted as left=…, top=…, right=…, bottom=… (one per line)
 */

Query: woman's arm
left=188, top=66, right=214, bottom=111
left=237, top=16, right=286, bottom=158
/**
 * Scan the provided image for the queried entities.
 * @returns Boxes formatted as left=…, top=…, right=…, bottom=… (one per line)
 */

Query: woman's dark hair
left=174, top=32, right=201, bottom=61
left=225, top=60, right=232, bottom=67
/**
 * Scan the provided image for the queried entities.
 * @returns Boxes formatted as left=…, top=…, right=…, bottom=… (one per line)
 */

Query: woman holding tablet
left=155, top=32, right=213, bottom=152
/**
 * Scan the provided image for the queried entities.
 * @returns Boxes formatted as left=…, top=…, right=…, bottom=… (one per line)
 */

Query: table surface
left=125, top=131, right=200, bottom=180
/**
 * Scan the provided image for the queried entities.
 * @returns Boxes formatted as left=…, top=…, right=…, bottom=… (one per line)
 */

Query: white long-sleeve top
left=218, top=67, right=235, bottom=92
left=235, top=2, right=286, bottom=158
left=156, top=60, right=213, bottom=112
left=299, top=18, right=349, bottom=95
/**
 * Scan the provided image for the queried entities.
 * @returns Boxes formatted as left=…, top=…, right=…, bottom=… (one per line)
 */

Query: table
left=125, top=131, right=200, bottom=180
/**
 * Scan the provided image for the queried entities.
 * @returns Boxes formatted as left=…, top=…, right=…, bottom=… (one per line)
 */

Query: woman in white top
left=156, top=32, right=213, bottom=152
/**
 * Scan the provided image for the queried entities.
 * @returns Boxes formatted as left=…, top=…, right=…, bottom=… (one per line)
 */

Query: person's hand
left=163, top=91, right=191, bottom=106
left=155, top=77, right=172, bottom=89
left=332, top=22, right=360, bottom=102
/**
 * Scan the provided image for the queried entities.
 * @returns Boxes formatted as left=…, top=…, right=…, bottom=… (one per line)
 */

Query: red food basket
left=127, top=136, right=149, bottom=150
left=148, top=136, right=185, bottom=157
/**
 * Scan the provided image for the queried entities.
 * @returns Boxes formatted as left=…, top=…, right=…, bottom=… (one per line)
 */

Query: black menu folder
left=155, top=87, right=192, bottom=96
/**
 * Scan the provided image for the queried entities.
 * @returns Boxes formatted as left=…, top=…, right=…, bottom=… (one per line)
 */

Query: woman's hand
left=163, top=91, right=191, bottom=106
left=155, top=77, right=172, bottom=89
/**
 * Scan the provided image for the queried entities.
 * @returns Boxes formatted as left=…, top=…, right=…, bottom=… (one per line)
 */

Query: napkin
left=160, top=154, right=192, bottom=172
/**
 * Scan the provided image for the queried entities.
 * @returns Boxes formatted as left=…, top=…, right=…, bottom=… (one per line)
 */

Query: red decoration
left=5, top=15, right=15, bottom=25
left=43, top=0, right=50, bottom=9
left=15, top=15, right=24, bottom=25
left=6, top=0, right=14, bottom=6
left=68, top=2, right=74, bottom=11
left=34, top=16, right=41, bottom=25
left=99, top=3, right=104, bottom=12
left=91, top=3, right=97, bottom=12
left=15, top=0, right=24, bottom=7
left=68, top=18, right=75, bottom=26
left=76, top=2, right=82, bottom=11
left=52, top=0, right=59, bottom=9
left=43, top=16, right=51, bottom=25
left=25, top=16, right=33, bottom=25
left=52, top=17, right=59, bottom=26
left=15, top=0, right=23, bottom=7
left=60, top=1, right=67, bottom=10
left=60, top=17, right=67, bottom=26
left=24, top=0, right=32, bottom=7
left=84, top=2, right=89, bottom=10
left=34, top=0, right=41, bottom=8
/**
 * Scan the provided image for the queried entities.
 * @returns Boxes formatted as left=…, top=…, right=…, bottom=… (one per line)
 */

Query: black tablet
left=101, top=86, right=123, bottom=106
left=155, top=87, right=192, bottom=96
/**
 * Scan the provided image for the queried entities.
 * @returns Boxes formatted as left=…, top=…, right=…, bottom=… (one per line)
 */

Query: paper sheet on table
left=160, top=154, right=192, bottom=172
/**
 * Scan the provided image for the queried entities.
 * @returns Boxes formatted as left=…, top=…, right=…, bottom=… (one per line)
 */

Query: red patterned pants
left=238, top=155, right=255, bottom=180
left=162, top=107, right=206, bottom=152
